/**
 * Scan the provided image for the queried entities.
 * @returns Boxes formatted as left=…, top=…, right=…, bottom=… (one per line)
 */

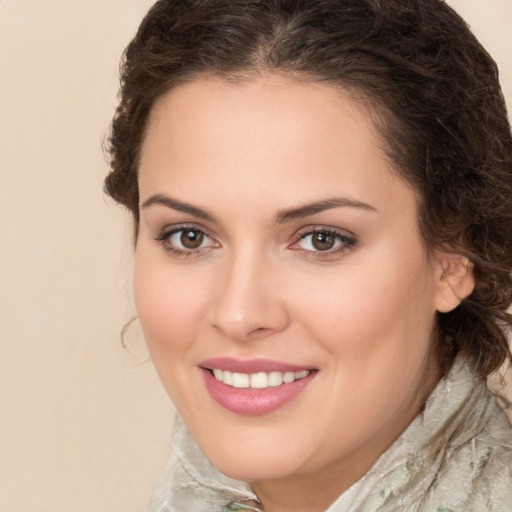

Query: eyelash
left=154, top=224, right=218, bottom=258
left=154, top=225, right=357, bottom=259
left=291, top=227, right=357, bottom=259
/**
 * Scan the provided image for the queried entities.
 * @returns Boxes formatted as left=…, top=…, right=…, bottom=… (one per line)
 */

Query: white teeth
left=268, top=371, right=283, bottom=387
left=223, top=370, right=233, bottom=386
left=211, top=369, right=311, bottom=389
left=283, top=371, right=295, bottom=384
left=250, top=372, right=268, bottom=389
left=231, top=372, right=249, bottom=388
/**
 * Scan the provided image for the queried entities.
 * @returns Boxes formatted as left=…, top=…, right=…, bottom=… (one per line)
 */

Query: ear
left=434, top=253, right=475, bottom=313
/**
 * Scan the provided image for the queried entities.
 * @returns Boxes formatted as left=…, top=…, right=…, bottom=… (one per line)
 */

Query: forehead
left=138, top=74, right=413, bottom=219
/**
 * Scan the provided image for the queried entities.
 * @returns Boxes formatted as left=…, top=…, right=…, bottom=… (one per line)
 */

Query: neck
left=251, top=456, right=369, bottom=512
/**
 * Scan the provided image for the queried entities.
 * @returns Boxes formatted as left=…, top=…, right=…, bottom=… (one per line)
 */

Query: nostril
left=248, top=326, right=271, bottom=337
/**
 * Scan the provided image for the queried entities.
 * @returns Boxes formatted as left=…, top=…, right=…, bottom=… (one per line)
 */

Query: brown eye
left=311, top=232, right=335, bottom=251
left=293, top=229, right=356, bottom=257
left=156, top=226, right=218, bottom=256
left=180, top=229, right=204, bottom=249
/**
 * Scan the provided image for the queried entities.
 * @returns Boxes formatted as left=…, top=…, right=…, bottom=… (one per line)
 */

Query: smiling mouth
left=201, top=360, right=317, bottom=414
left=210, top=369, right=311, bottom=389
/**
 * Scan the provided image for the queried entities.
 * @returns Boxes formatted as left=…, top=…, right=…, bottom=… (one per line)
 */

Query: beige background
left=0, top=1, right=511, bottom=511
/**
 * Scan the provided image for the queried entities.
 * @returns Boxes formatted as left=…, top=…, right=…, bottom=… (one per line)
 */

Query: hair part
left=105, top=0, right=512, bottom=376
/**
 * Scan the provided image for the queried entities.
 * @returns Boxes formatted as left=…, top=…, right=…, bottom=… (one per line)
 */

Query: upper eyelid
left=293, top=225, right=357, bottom=240
left=157, top=223, right=214, bottom=238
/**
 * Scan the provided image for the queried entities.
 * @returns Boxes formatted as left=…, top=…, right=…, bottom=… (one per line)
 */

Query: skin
left=134, top=75, right=474, bottom=512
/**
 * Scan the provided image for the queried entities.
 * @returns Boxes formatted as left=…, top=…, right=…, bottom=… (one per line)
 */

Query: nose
left=209, top=250, right=289, bottom=342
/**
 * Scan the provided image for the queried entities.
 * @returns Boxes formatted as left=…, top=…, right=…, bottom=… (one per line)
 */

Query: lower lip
left=201, top=369, right=316, bottom=415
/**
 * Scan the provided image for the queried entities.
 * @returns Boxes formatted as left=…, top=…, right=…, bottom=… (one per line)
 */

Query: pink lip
left=200, top=357, right=311, bottom=374
left=199, top=358, right=316, bottom=416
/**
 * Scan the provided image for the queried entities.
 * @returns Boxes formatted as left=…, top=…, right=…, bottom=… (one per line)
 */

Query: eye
left=302, top=231, right=338, bottom=251
left=291, top=228, right=357, bottom=257
left=155, top=226, right=218, bottom=256
left=172, top=228, right=207, bottom=249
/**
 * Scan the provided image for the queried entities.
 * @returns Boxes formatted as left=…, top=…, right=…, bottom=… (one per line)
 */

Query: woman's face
left=135, top=75, right=446, bottom=492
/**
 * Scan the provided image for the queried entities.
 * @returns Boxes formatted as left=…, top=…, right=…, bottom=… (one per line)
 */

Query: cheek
left=133, top=251, right=206, bottom=357
left=132, top=252, right=214, bottom=413
left=293, top=249, right=436, bottom=362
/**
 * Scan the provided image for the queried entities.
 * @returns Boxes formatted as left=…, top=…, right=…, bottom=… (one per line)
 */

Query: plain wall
left=0, top=1, right=510, bottom=511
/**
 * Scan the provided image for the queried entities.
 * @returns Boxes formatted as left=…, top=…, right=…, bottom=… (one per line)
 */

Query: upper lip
left=199, top=357, right=314, bottom=374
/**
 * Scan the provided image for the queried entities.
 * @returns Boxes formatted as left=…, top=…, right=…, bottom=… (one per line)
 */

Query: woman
left=105, top=0, right=512, bottom=510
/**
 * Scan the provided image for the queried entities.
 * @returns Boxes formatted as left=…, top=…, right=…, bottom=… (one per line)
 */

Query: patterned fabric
left=148, top=356, right=512, bottom=512
left=488, top=353, right=512, bottom=425
left=221, top=505, right=260, bottom=512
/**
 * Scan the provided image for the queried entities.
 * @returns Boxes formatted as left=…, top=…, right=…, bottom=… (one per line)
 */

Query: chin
left=201, top=437, right=305, bottom=483
left=216, top=458, right=296, bottom=483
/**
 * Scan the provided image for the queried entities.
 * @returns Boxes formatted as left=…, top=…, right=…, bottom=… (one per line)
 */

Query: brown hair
left=105, top=0, right=512, bottom=376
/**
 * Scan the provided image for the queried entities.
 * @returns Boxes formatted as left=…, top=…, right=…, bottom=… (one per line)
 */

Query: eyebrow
left=141, top=193, right=376, bottom=224
left=274, top=197, right=377, bottom=223
left=141, top=194, right=218, bottom=222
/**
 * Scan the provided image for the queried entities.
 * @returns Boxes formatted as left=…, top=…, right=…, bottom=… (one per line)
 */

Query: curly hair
left=105, top=0, right=512, bottom=377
